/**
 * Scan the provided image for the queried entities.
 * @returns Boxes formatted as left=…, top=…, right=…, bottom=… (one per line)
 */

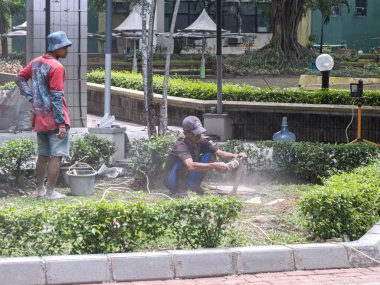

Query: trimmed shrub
left=0, top=81, right=16, bottom=90
left=0, top=195, right=242, bottom=256
left=168, top=195, right=242, bottom=248
left=126, top=136, right=379, bottom=185
left=300, top=162, right=380, bottom=240
left=87, top=70, right=380, bottom=106
left=218, top=140, right=379, bottom=182
left=128, top=135, right=176, bottom=182
left=127, top=136, right=378, bottom=184
left=0, top=138, right=36, bottom=184
left=68, top=134, right=116, bottom=168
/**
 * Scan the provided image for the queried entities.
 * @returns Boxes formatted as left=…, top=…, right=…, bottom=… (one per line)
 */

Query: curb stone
left=1, top=220, right=380, bottom=285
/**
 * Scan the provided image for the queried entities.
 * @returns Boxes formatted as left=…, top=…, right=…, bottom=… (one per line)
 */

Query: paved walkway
left=87, top=267, right=380, bottom=285
left=87, top=113, right=182, bottom=142
left=0, top=113, right=180, bottom=146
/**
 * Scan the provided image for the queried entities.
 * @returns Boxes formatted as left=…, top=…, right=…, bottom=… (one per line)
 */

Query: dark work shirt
left=165, top=137, right=218, bottom=172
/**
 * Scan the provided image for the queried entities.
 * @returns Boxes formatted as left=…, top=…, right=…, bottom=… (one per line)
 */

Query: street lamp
left=316, top=53, right=334, bottom=89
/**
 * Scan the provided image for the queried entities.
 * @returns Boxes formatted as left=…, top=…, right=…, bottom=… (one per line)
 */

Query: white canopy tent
left=157, top=9, right=239, bottom=79
left=6, top=30, right=27, bottom=37
left=182, top=9, right=229, bottom=78
left=13, top=21, right=27, bottom=31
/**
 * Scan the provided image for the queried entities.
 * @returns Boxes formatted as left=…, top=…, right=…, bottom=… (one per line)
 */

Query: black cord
left=262, top=76, right=272, bottom=90
left=345, top=99, right=356, bottom=143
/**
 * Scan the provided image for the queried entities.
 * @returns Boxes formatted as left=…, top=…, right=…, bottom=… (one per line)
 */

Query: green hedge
left=68, top=134, right=116, bottom=168
left=0, top=81, right=16, bottom=90
left=219, top=140, right=379, bottom=182
left=87, top=70, right=380, bottom=106
left=0, top=196, right=241, bottom=256
left=0, top=138, right=36, bottom=184
left=300, top=162, right=380, bottom=240
left=129, top=135, right=177, bottom=182
left=128, top=137, right=379, bottom=183
left=2, top=136, right=374, bottom=186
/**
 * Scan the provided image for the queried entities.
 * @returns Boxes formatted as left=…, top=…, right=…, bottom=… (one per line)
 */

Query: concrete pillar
left=26, top=0, right=88, bottom=128
left=156, top=1, right=165, bottom=33
left=88, top=127, right=127, bottom=163
left=204, top=113, right=232, bottom=142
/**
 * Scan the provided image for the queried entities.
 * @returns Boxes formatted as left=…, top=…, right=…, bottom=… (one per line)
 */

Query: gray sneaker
left=45, top=191, right=66, bottom=200
left=36, top=186, right=46, bottom=197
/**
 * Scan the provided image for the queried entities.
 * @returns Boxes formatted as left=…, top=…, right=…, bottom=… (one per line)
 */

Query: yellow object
left=299, top=75, right=380, bottom=88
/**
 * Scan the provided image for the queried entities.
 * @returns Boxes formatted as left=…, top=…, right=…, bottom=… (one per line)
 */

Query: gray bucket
left=66, top=169, right=97, bottom=196
left=62, top=164, right=93, bottom=186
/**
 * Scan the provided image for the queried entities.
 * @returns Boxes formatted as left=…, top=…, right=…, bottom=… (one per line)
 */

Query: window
left=241, top=2, right=256, bottom=33
left=355, top=0, right=367, bottom=16
left=113, top=2, right=127, bottom=14
left=164, top=0, right=271, bottom=34
left=256, top=3, right=272, bottom=33
left=223, top=2, right=238, bottom=33
left=164, top=0, right=204, bottom=31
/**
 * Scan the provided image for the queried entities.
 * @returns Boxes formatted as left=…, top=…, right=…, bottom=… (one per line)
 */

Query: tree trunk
left=159, top=0, right=181, bottom=136
left=271, top=0, right=306, bottom=64
left=1, top=36, right=8, bottom=58
left=141, top=1, right=150, bottom=137
left=146, top=0, right=157, bottom=137
left=319, top=16, right=324, bottom=54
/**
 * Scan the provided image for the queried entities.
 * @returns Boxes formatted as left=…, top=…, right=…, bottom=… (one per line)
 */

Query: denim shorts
left=37, top=129, right=70, bottom=157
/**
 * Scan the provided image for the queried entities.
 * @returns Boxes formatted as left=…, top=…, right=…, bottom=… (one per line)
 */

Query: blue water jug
left=272, top=117, right=296, bottom=142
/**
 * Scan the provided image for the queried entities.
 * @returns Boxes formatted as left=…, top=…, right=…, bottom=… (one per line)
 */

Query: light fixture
left=316, top=54, right=334, bottom=89
left=350, top=80, right=363, bottom=98
left=349, top=79, right=379, bottom=147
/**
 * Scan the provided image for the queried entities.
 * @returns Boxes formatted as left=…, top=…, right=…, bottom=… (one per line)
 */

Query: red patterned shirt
left=16, top=54, right=70, bottom=132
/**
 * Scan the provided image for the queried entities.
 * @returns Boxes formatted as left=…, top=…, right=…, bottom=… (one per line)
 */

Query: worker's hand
left=214, top=162, right=229, bottom=173
left=57, top=126, right=67, bottom=140
left=236, top=152, right=248, bottom=159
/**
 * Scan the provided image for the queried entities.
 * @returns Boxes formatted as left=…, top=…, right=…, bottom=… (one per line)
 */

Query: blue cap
left=47, top=31, right=72, bottom=52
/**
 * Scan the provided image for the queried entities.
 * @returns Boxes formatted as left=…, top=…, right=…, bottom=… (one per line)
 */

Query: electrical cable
left=139, top=170, right=151, bottom=193
left=345, top=99, right=356, bottom=143
left=262, top=76, right=272, bottom=90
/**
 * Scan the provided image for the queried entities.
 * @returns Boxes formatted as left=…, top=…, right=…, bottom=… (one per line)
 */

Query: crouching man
left=164, top=116, right=247, bottom=197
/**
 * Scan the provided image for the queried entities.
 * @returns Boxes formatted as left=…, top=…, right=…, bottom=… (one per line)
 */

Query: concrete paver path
left=87, top=267, right=380, bottom=285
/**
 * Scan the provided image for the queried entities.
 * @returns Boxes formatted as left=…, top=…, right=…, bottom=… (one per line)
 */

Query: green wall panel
left=311, top=0, right=380, bottom=52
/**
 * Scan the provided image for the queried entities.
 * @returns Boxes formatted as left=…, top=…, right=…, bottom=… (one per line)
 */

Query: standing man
left=164, top=116, right=247, bottom=197
left=16, top=31, right=72, bottom=199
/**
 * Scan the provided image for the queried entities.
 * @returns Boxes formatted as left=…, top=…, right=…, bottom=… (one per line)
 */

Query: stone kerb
left=1, top=220, right=380, bottom=285
left=299, top=74, right=380, bottom=88
left=0, top=71, right=17, bottom=85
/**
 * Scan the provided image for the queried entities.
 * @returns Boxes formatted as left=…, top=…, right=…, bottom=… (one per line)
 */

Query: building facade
left=97, top=0, right=275, bottom=54
left=310, top=0, right=380, bottom=52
